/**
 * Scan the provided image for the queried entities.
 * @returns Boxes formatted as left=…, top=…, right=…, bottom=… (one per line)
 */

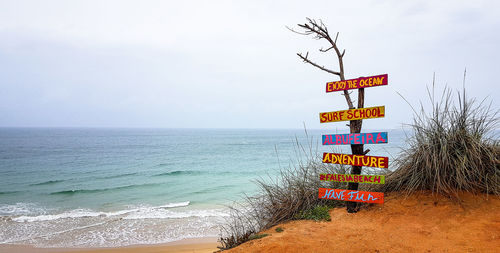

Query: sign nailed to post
left=322, top=132, right=388, bottom=145
left=322, top=152, right=389, bottom=169
left=318, top=188, right=384, bottom=204
left=319, top=106, right=385, bottom=123
left=326, top=74, right=388, bottom=93
left=320, top=173, right=385, bottom=184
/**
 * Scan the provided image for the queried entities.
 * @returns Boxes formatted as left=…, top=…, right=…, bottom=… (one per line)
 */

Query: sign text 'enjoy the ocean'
left=326, top=74, right=388, bottom=93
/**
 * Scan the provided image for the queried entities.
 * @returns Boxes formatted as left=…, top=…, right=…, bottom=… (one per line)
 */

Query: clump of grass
left=275, top=227, right=284, bottom=233
left=248, top=233, right=269, bottom=241
left=218, top=133, right=349, bottom=250
left=379, top=82, right=499, bottom=198
left=295, top=205, right=331, bottom=221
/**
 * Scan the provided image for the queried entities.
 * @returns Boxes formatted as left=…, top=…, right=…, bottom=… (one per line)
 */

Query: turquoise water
left=0, top=128, right=405, bottom=247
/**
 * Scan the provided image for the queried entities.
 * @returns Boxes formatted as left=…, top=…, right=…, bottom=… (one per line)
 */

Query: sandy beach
left=0, top=237, right=219, bottom=253
left=227, top=191, right=500, bottom=253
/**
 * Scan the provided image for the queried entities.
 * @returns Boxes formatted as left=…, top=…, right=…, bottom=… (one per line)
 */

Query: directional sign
left=319, top=106, right=385, bottom=123
left=318, top=188, right=384, bottom=204
left=326, top=74, right=388, bottom=93
left=322, top=153, right=389, bottom=169
left=322, top=132, right=388, bottom=145
left=320, top=174, right=385, bottom=184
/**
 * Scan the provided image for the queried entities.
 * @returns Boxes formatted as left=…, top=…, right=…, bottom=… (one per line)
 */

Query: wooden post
left=346, top=88, right=364, bottom=213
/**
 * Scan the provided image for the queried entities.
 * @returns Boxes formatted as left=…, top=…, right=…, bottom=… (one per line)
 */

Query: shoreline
left=0, top=237, right=219, bottom=253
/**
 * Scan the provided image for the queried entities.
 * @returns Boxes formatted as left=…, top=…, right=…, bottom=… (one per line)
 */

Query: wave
left=30, top=180, right=65, bottom=186
left=123, top=208, right=228, bottom=220
left=100, top=172, right=139, bottom=180
left=152, top=170, right=201, bottom=177
left=158, top=201, right=191, bottom=208
left=154, top=162, right=174, bottom=168
left=191, top=184, right=235, bottom=194
left=49, top=182, right=164, bottom=196
left=0, top=190, right=21, bottom=195
left=9, top=201, right=230, bottom=222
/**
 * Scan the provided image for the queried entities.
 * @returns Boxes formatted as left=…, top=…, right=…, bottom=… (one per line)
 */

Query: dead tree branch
left=297, top=53, right=340, bottom=76
left=291, top=18, right=354, bottom=109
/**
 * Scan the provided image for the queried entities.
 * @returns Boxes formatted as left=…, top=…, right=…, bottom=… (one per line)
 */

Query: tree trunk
left=346, top=88, right=365, bottom=213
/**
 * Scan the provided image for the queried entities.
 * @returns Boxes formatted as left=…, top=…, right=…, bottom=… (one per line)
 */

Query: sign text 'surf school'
left=318, top=74, right=388, bottom=204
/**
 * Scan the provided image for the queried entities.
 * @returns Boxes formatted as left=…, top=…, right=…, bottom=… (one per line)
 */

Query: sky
left=0, top=0, right=499, bottom=129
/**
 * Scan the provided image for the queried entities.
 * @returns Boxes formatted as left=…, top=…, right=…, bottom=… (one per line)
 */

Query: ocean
left=0, top=128, right=406, bottom=247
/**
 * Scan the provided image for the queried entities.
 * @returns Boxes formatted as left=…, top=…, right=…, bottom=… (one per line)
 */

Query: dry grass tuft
left=218, top=134, right=349, bottom=250
left=379, top=84, right=499, bottom=198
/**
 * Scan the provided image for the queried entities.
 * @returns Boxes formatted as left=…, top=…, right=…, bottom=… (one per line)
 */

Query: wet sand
left=0, top=237, right=219, bottom=253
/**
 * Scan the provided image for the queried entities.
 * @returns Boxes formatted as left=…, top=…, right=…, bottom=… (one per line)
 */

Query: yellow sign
left=319, top=106, right=385, bottom=123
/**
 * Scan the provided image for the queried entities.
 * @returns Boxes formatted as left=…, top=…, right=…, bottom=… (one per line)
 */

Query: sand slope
left=227, top=191, right=500, bottom=253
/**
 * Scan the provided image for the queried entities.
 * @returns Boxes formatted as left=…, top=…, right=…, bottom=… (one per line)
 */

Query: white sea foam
left=123, top=208, right=229, bottom=220
left=9, top=201, right=227, bottom=223
left=0, top=203, right=48, bottom=216
left=13, top=209, right=105, bottom=222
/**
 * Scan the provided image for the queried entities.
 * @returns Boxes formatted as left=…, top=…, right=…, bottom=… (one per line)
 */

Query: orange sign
left=318, top=188, right=384, bottom=204
left=319, top=106, right=385, bottom=123
left=322, top=153, right=388, bottom=168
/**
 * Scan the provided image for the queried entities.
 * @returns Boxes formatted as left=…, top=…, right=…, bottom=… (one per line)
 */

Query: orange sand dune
left=228, top=191, right=500, bottom=253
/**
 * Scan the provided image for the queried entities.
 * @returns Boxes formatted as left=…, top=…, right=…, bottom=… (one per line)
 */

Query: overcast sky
left=0, top=0, right=499, bottom=129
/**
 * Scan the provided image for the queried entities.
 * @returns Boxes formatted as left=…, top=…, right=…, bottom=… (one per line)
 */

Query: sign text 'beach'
left=320, top=173, right=385, bottom=184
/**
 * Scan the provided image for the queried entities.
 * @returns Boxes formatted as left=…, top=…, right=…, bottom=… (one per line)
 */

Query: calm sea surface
left=0, top=128, right=406, bottom=247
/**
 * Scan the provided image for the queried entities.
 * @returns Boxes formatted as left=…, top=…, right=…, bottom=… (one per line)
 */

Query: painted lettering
left=325, top=74, right=388, bottom=93
left=322, top=152, right=389, bottom=168
left=318, top=188, right=384, bottom=204
left=319, top=106, right=385, bottom=123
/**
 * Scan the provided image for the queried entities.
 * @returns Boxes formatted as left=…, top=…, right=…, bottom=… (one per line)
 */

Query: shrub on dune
left=218, top=138, right=348, bottom=250
left=380, top=85, right=499, bottom=198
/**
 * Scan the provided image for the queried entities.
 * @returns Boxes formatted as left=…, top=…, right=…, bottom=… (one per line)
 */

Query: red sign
left=318, top=188, right=384, bottom=204
left=322, top=153, right=388, bottom=168
left=326, top=74, right=388, bottom=93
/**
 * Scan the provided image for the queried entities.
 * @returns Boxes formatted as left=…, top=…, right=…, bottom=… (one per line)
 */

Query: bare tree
left=290, top=18, right=369, bottom=213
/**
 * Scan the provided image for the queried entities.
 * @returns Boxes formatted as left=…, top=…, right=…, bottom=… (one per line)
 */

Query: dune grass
left=217, top=135, right=350, bottom=250
left=295, top=204, right=332, bottom=221
left=378, top=85, right=499, bottom=198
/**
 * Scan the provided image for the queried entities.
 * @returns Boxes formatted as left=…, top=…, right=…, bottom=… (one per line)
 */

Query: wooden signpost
left=292, top=19, right=387, bottom=212
left=318, top=74, right=389, bottom=207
